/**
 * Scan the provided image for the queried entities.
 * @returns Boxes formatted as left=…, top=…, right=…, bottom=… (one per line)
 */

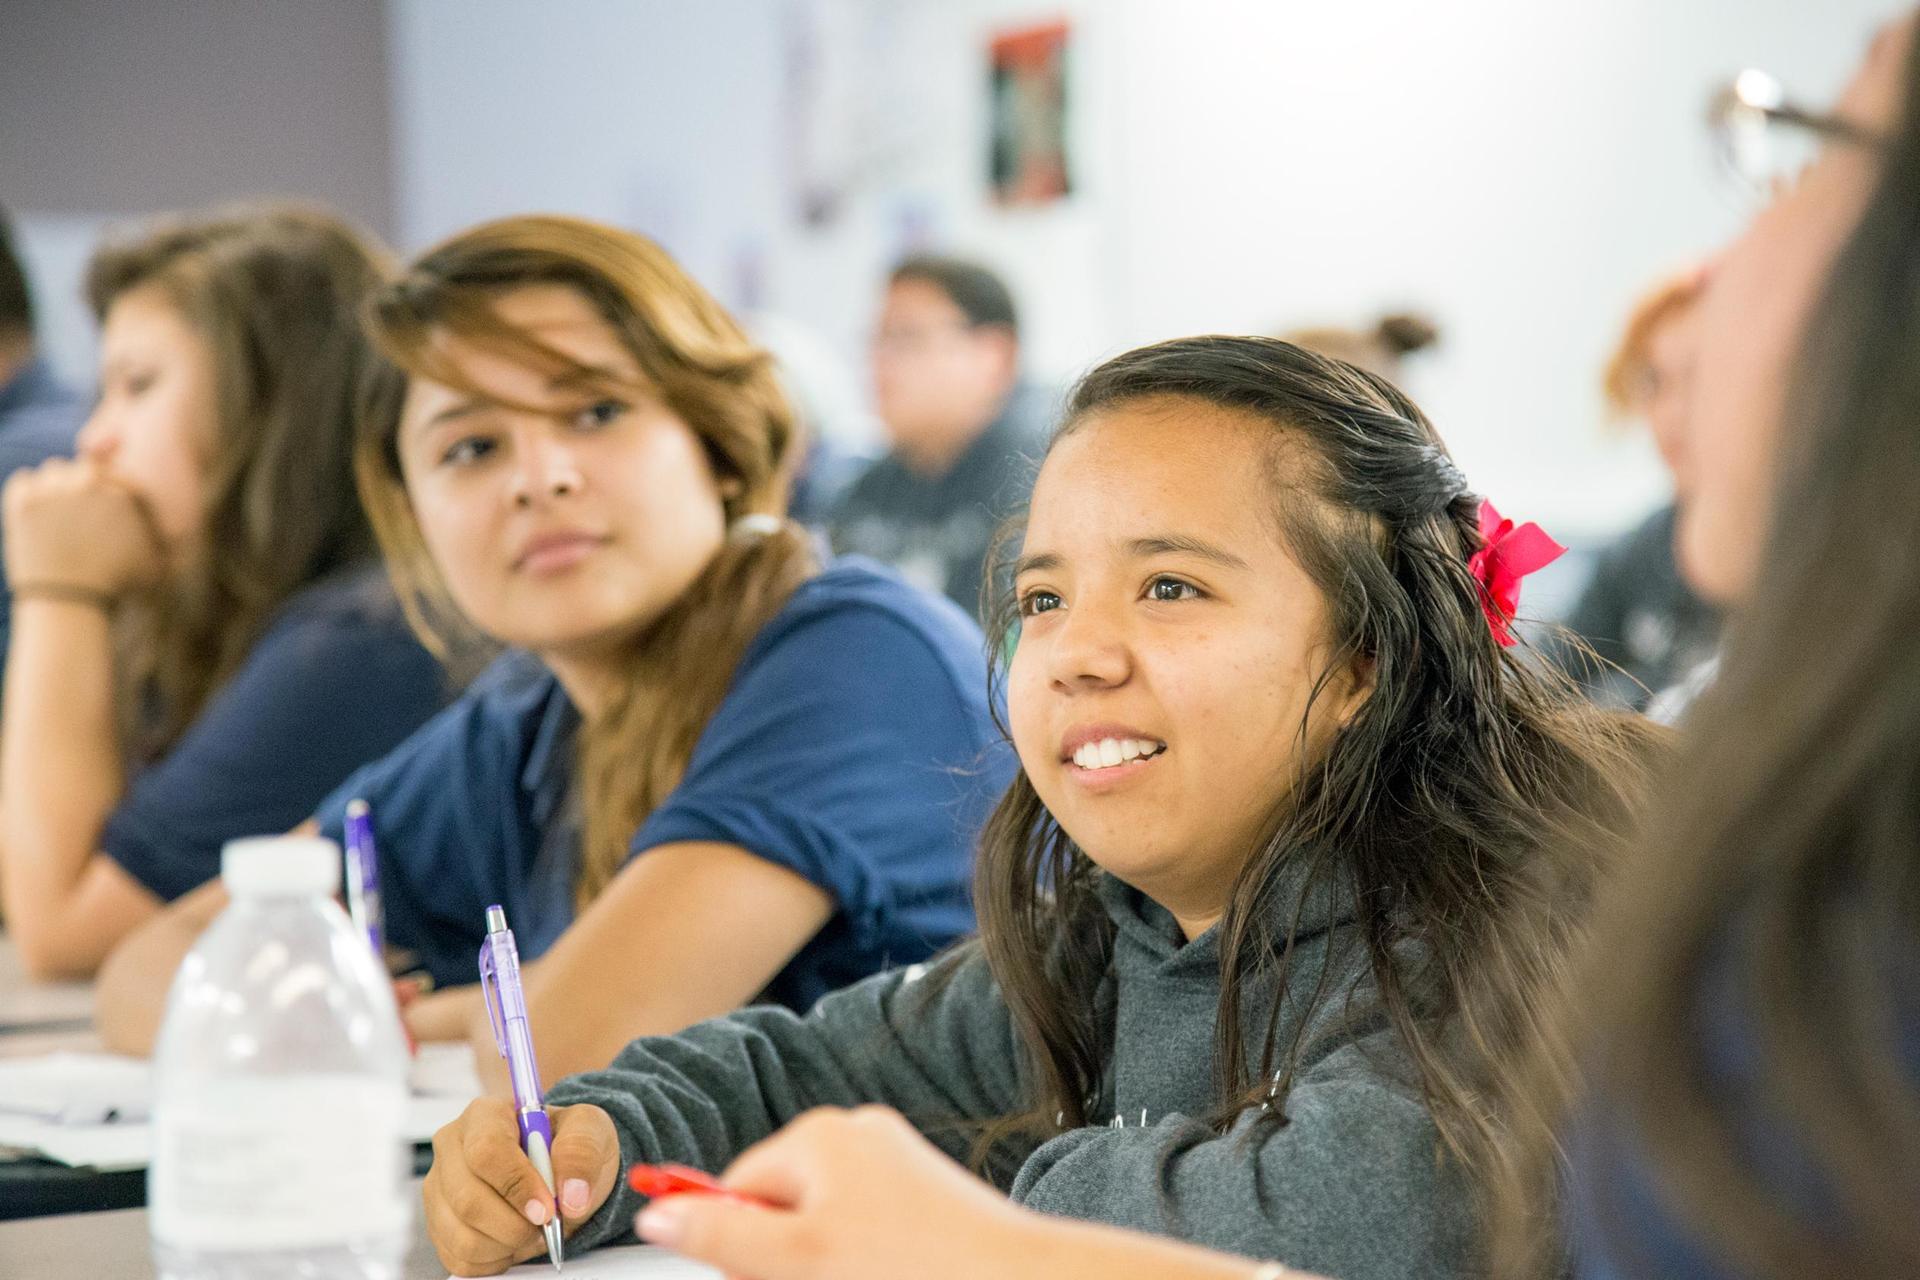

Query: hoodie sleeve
left=1007, top=1039, right=1477, bottom=1280
left=544, top=944, right=1025, bottom=1252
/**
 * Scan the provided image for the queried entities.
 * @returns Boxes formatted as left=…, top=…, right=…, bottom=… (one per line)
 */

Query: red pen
left=627, top=1162, right=766, bottom=1206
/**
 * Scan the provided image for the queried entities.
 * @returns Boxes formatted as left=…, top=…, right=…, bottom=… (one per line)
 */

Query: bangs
left=367, top=277, right=658, bottom=423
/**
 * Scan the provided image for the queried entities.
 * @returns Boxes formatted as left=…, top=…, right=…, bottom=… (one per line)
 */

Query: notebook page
left=453, top=1244, right=722, bottom=1279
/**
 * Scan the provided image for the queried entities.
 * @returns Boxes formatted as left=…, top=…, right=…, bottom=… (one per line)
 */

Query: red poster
left=989, top=19, right=1071, bottom=206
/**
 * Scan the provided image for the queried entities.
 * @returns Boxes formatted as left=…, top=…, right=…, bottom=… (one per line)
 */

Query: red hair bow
left=1467, top=499, right=1566, bottom=648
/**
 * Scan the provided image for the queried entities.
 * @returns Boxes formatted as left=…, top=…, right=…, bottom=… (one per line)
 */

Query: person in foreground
left=635, top=1105, right=1321, bottom=1280
left=422, top=334, right=1655, bottom=1278
left=1485, top=14, right=1920, bottom=1280
left=96, top=215, right=1006, bottom=1088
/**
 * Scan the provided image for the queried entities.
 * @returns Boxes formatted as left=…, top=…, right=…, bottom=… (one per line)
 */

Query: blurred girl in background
left=0, top=206, right=445, bottom=979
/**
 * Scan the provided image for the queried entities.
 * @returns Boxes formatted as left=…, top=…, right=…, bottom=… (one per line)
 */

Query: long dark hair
left=970, top=335, right=1658, bottom=1227
left=1513, top=31, right=1920, bottom=1280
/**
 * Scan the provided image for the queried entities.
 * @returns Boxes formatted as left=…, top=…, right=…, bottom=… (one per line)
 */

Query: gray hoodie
left=546, top=871, right=1476, bottom=1279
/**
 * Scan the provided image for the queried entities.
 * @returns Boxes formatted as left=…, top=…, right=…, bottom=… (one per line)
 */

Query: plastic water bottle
left=150, top=836, right=410, bottom=1280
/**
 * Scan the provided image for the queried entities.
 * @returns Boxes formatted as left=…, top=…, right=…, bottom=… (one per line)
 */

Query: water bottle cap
left=220, top=835, right=343, bottom=898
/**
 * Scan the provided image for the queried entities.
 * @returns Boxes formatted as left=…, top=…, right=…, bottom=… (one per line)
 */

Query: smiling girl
left=96, top=215, right=1007, bottom=1086
left=420, top=334, right=1655, bottom=1279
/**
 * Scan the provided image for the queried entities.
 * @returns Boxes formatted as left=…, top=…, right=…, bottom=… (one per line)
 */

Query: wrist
left=972, top=1198, right=1062, bottom=1279
left=991, top=1209, right=1300, bottom=1280
left=11, top=580, right=118, bottom=611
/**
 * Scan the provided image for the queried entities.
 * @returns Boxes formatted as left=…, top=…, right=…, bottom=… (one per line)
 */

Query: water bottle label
left=151, top=1075, right=409, bottom=1251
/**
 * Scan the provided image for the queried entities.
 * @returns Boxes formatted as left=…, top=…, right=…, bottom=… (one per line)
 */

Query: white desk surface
left=0, top=933, right=100, bottom=1058
left=0, top=1182, right=449, bottom=1279
left=0, top=1183, right=715, bottom=1280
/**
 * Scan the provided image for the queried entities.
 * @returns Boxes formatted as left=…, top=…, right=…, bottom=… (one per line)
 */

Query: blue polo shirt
left=314, top=557, right=1010, bottom=1012
left=101, top=562, right=450, bottom=901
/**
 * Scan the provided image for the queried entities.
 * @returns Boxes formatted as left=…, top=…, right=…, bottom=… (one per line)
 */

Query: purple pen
left=479, top=904, right=564, bottom=1271
left=342, top=799, right=383, bottom=956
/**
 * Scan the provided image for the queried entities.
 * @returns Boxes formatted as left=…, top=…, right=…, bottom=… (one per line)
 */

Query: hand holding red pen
left=628, top=1162, right=765, bottom=1205
left=632, top=1106, right=1326, bottom=1280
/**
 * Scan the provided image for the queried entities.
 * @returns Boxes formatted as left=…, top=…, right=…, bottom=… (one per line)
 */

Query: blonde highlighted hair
left=356, top=214, right=818, bottom=905
left=1601, top=265, right=1708, bottom=421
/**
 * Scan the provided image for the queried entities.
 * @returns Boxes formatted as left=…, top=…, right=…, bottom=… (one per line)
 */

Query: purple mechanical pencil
left=479, top=904, right=564, bottom=1271
left=342, top=798, right=384, bottom=956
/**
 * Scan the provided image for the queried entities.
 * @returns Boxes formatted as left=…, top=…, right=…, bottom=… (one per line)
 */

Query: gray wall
left=1, top=0, right=396, bottom=382
left=1, top=0, right=393, bottom=233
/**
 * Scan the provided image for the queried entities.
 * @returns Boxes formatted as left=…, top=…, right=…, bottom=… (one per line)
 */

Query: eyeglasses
left=1708, top=68, right=1887, bottom=209
left=869, top=322, right=977, bottom=357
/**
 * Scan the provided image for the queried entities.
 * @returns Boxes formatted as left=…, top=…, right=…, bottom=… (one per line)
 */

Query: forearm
left=555, top=956, right=1026, bottom=1253
left=547, top=1013, right=830, bottom=1251
left=0, top=598, right=127, bottom=970
left=94, top=887, right=224, bottom=1054
left=1010, top=1080, right=1472, bottom=1280
left=413, top=975, right=684, bottom=1094
left=456, top=898, right=838, bottom=1098
left=407, top=982, right=484, bottom=1045
left=1003, top=1211, right=1315, bottom=1280
left=521, top=945, right=772, bottom=1091
left=551, top=996, right=950, bottom=1250
left=513, top=841, right=835, bottom=1089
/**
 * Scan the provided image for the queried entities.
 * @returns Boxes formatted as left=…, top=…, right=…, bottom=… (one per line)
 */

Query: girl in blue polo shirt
left=0, top=207, right=446, bottom=980
left=98, top=214, right=1009, bottom=1083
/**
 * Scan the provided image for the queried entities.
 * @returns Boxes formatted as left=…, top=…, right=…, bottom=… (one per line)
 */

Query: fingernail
left=636, top=1200, right=686, bottom=1248
left=562, top=1178, right=589, bottom=1214
left=524, top=1198, right=550, bottom=1226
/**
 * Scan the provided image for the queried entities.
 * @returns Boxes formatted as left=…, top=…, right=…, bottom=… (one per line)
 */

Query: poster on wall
left=988, top=18, right=1072, bottom=206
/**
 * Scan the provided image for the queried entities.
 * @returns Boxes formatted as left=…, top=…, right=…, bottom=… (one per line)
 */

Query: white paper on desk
left=454, top=1244, right=722, bottom=1278
left=410, top=1041, right=485, bottom=1099
left=0, top=1091, right=471, bottom=1172
left=0, top=1043, right=481, bottom=1170
left=0, top=1043, right=478, bottom=1127
left=0, top=1051, right=150, bottom=1123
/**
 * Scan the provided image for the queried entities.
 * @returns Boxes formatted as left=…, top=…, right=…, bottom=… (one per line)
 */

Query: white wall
left=383, top=0, right=1905, bottom=535
left=387, top=0, right=1121, bottom=411
left=389, top=1, right=786, bottom=289
left=8, top=215, right=106, bottom=386
left=1095, top=0, right=1908, bottom=533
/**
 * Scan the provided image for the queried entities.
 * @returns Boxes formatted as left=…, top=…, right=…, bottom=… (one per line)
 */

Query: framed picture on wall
left=988, top=18, right=1071, bottom=206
